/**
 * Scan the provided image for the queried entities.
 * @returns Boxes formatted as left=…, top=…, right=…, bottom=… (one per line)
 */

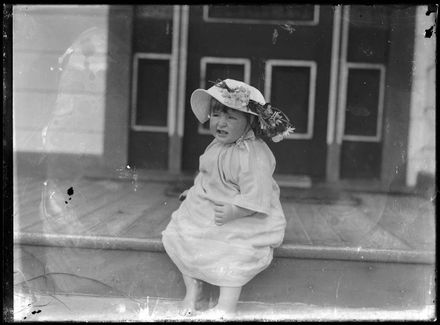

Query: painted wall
left=407, top=6, right=436, bottom=187
left=13, top=5, right=110, bottom=155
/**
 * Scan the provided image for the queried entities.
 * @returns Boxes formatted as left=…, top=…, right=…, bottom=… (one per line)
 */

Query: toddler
left=162, top=79, right=294, bottom=319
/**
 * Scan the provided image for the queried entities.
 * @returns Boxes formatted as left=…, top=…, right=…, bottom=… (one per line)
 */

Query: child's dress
left=162, top=130, right=286, bottom=287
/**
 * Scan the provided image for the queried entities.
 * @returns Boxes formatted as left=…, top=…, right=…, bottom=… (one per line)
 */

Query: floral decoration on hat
left=211, top=79, right=295, bottom=142
left=220, top=84, right=251, bottom=108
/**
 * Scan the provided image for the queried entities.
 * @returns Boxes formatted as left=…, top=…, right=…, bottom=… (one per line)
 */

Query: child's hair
left=209, top=98, right=262, bottom=138
left=210, top=98, right=227, bottom=115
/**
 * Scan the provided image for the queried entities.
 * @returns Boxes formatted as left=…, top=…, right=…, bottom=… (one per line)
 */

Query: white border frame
left=198, top=57, right=251, bottom=135
left=203, top=5, right=320, bottom=26
left=131, top=52, right=172, bottom=133
left=264, top=59, right=317, bottom=140
left=341, top=63, right=386, bottom=142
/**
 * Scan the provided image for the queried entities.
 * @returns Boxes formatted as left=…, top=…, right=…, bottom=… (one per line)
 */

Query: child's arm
left=231, top=143, right=275, bottom=216
left=212, top=201, right=255, bottom=226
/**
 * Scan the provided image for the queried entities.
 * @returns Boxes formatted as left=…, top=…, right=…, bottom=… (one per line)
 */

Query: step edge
left=14, top=231, right=435, bottom=265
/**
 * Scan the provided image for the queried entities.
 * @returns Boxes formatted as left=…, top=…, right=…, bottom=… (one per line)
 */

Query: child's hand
left=212, top=201, right=254, bottom=226
left=179, top=189, right=189, bottom=201
left=213, top=202, right=236, bottom=225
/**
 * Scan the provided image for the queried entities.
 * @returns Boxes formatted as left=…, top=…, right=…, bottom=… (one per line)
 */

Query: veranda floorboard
left=360, top=193, right=435, bottom=251
left=14, top=178, right=44, bottom=203
left=116, top=198, right=179, bottom=238
left=14, top=179, right=45, bottom=223
left=280, top=204, right=313, bottom=246
left=16, top=179, right=105, bottom=215
left=14, top=177, right=45, bottom=230
left=84, top=182, right=172, bottom=237
left=316, top=204, right=411, bottom=250
left=13, top=175, right=43, bottom=188
left=23, top=180, right=134, bottom=234
left=398, top=212, right=435, bottom=251
left=357, top=227, right=415, bottom=251
left=14, top=185, right=43, bottom=230
left=17, top=179, right=113, bottom=232
left=293, top=203, right=347, bottom=247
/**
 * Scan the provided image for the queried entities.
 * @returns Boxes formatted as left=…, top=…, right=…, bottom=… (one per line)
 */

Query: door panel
left=340, top=5, right=390, bottom=179
left=128, top=5, right=174, bottom=170
left=134, top=58, right=170, bottom=128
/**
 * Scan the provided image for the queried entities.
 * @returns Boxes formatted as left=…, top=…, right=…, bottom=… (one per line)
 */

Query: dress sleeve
left=231, top=141, right=275, bottom=215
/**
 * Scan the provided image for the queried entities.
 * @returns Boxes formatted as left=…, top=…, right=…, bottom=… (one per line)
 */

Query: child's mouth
left=217, top=129, right=228, bottom=136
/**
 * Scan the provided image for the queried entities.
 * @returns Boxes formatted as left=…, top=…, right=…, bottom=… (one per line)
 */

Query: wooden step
left=14, top=232, right=435, bottom=310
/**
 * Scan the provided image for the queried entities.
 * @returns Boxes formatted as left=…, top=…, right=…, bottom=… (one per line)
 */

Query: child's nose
left=218, top=115, right=227, bottom=126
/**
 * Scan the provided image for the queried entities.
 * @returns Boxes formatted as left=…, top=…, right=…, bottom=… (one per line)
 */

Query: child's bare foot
left=179, top=275, right=204, bottom=317
left=179, top=297, right=196, bottom=317
left=200, top=306, right=235, bottom=320
left=200, top=286, right=240, bottom=320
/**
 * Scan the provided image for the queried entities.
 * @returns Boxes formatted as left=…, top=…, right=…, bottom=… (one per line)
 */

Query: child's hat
left=190, top=78, right=295, bottom=142
left=191, top=79, right=262, bottom=123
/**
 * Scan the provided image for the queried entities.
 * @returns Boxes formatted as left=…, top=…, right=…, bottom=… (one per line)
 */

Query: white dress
left=162, top=130, right=286, bottom=287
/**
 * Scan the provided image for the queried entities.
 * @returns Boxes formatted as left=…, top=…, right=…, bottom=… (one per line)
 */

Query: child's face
left=209, top=103, right=250, bottom=144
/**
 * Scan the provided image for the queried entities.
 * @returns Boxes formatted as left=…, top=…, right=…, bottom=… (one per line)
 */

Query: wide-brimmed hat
left=190, top=79, right=263, bottom=123
left=190, top=78, right=295, bottom=142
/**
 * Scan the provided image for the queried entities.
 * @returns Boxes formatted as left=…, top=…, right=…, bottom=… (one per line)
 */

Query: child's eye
left=228, top=116, right=237, bottom=120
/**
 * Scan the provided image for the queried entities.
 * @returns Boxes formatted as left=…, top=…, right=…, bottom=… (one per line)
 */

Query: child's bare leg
left=180, top=274, right=203, bottom=316
left=210, top=286, right=242, bottom=315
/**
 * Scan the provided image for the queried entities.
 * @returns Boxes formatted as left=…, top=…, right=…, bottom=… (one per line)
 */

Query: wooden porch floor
left=13, top=175, right=435, bottom=253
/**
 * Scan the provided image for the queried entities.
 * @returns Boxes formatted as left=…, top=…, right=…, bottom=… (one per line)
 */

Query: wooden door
left=182, top=5, right=335, bottom=178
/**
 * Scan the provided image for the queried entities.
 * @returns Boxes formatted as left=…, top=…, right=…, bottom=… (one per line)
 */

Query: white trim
left=199, top=57, right=251, bottom=87
left=198, top=57, right=251, bottom=135
left=131, top=53, right=172, bottom=132
left=335, top=5, right=350, bottom=145
left=264, top=59, right=317, bottom=140
left=202, top=5, right=320, bottom=26
left=168, top=5, right=180, bottom=137
left=342, top=63, right=386, bottom=142
left=177, top=5, right=189, bottom=138
left=133, top=53, right=172, bottom=60
left=131, top=125, right=168, bottom=133
left=326, top=5, right=342, bottom=145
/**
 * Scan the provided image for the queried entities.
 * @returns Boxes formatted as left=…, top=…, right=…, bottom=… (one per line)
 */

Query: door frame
left=169, top=5, right=190, bottom=174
